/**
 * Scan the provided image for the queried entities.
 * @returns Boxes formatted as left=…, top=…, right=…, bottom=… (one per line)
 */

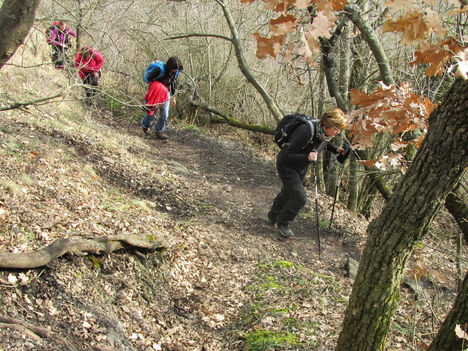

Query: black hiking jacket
left=277, top=122, right=339, bottom=173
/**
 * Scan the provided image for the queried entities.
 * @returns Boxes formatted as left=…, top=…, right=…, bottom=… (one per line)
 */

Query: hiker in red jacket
left=46, top=21, right=76, bottom=70
left=140, top=81, right=169, bottom=136
left=75, top=47, right=103, bottom=99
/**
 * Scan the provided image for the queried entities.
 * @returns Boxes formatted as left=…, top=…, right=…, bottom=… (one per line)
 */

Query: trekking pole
left=329, top=164, right=344, bottom=229
left=313, top=160, right=322, bottom=259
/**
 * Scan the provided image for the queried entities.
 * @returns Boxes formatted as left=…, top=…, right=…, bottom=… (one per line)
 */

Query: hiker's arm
left=68, top=29, right=76, bottom=37
left=93, top=51, right=103, bottom=72
left=325, top=142, right=340, bottom=154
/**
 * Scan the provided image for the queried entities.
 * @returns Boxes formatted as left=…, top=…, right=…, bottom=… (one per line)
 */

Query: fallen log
left=0, top=234, right=164, bottom=269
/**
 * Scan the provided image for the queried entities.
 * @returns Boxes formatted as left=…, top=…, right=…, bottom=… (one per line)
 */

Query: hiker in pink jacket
left=75, top=47, right=103, bottom=99
left=45, top=21, right=76, bottom=70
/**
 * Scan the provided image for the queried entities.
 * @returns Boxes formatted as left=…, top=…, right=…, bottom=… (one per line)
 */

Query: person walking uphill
left=45, top=21, right=76, bottom=70
left=141, top=56, right=183, bottom=140
left=268, top=107, right=348, bottom=238
left=75, top=47, right=103, bottom=100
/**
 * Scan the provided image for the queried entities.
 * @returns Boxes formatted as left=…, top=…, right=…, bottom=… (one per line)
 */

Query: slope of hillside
left=0, top=37, right=462, bottom=351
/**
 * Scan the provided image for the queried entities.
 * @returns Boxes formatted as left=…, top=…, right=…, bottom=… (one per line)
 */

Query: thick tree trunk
left=336, top=78, right=468, bottom=351
left=428, top=273, right=468, bottom=351
left=0, top=0, right=40, bottom=69
left=347, top=152, right=359, bottom=211
left=445, top=180, right=468, bottom=244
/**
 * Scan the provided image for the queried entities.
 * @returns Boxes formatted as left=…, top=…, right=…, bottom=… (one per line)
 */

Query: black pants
left=269, top=161, right=309, bottom=226
left=51, top=46, right=68, bottom=69
left=83, top=73, right=99, bottom=97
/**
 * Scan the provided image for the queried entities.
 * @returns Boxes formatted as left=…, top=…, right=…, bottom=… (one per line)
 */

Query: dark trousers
left=51, top=46, right=68, bottom=69
left=269, top=161, right=309, bottom=226
left=83, top=73, right=99, bottom=97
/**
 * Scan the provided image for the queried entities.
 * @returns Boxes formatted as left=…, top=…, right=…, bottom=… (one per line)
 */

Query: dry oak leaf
left=316, top=0, right=347, bottom=11
left=455, top=324, right=468, bottom=340
left=298, top=6, right=336, bottom=62
left=261, top=0, right=287, bottom=11
left=331, top=0, right=347, bottom=10
left=254, top=32, right=286, bottom=58
left=455, top=47, right=468, bottom=80
left=383, top=10, right=431, bottom=45
left=412, top=38, right=462, bottom=76
left=299, top=29, right=319, bottom=64
left=292, top=0, right=316, bottom=9
left=270, top=14, right=299, bottom=36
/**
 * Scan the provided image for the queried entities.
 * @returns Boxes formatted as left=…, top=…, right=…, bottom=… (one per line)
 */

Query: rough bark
left=445, top=180, right=468, bottom=243
left=0, top=0, right=40, bottom=69
left=428, top=273, right=468, bottom=351
left=336, top=78, right=468, bottom=351
left=0, top=234, right=164, bottom=269
left=347, top=152, right=359, bottom=211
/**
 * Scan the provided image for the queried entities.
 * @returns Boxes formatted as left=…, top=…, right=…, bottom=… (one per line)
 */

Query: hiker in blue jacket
left=141, top=56, right=183, bottom=140
left=268, top=107, right=348, bottom=238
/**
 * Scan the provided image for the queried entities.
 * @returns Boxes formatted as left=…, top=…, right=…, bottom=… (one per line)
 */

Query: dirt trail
left=0, top=106, right=367, bottom=350
left=128, top=122, right=366, bottom=348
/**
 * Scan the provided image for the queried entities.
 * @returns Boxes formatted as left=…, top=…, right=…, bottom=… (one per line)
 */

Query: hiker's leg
left=83, top=74, right=93, bottom=97
left=58, top=48, right=68, bottom=69
left=89, top=75, right=99, bottom=96
left=84, top=75, right=98, bottom=98
left=154, top=95, right=171, bottom=132
left=276, top=170, right=307, bottom=226
left=141, top=112, right=156, bottom=129
left=269, top=162, right=296, bottom=221
left=269, top=187, right=288, bottom=222
left=51, top=49, right=62, bottom=69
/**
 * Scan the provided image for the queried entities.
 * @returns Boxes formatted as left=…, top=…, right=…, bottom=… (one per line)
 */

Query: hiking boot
left=154, top=131, right=168, bottom=140
left=267, top=212, right=276, bottom=225
left=142, top=126, right=149, bottom=135
left=276, top=223, right=294, bottom=238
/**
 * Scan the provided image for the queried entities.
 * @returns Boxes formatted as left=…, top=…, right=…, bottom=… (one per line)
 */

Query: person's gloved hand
left=337, top=144, right=351, bottom=164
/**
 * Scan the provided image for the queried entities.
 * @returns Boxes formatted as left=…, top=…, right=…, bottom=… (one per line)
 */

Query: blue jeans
left=141, top=95, right=171, bottom=132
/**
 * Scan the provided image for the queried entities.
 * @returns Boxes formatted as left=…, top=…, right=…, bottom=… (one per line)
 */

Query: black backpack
left=274, top=114, right=317, bottom=148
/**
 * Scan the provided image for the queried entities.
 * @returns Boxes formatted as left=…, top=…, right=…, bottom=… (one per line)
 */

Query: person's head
left=165, top=56, right=183, bottom=74
left=57, top=21, right=66, bottom=31
left=319, top=107, right=347, bottom=139
left=80, top=47, right=93, bottom=60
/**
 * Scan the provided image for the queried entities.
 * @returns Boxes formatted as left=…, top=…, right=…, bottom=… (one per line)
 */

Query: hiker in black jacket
left=268, top=107, right=348, bottom=238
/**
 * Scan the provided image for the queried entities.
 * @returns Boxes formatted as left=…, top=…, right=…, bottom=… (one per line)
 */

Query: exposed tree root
left=0, top=316, right=78, bottom=350
left=0, top=234, right=164, bottom=269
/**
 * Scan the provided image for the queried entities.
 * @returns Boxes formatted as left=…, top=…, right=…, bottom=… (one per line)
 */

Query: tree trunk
left=445, top=179, right=468, bottom=244
left=347, top=152, right=359, bottom=211
left=428, top=272, right=468, bottom=351
left=336, top=78, right=468, bottom=351
left=0, top=0, right=40, bottom=69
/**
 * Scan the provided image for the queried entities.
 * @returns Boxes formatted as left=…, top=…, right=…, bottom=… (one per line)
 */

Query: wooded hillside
left=0, top=0, right=467, bottom=350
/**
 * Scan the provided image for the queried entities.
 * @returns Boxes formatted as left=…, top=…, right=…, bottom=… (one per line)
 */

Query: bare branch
left=167, top=33, right=233, bottom=42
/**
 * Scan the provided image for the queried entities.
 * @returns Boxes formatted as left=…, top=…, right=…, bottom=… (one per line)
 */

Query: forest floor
left=0, top=58, right=465, bottom=351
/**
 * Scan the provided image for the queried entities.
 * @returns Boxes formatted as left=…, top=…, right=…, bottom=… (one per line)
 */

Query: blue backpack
left=143, top=60, right=165, bottom=83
